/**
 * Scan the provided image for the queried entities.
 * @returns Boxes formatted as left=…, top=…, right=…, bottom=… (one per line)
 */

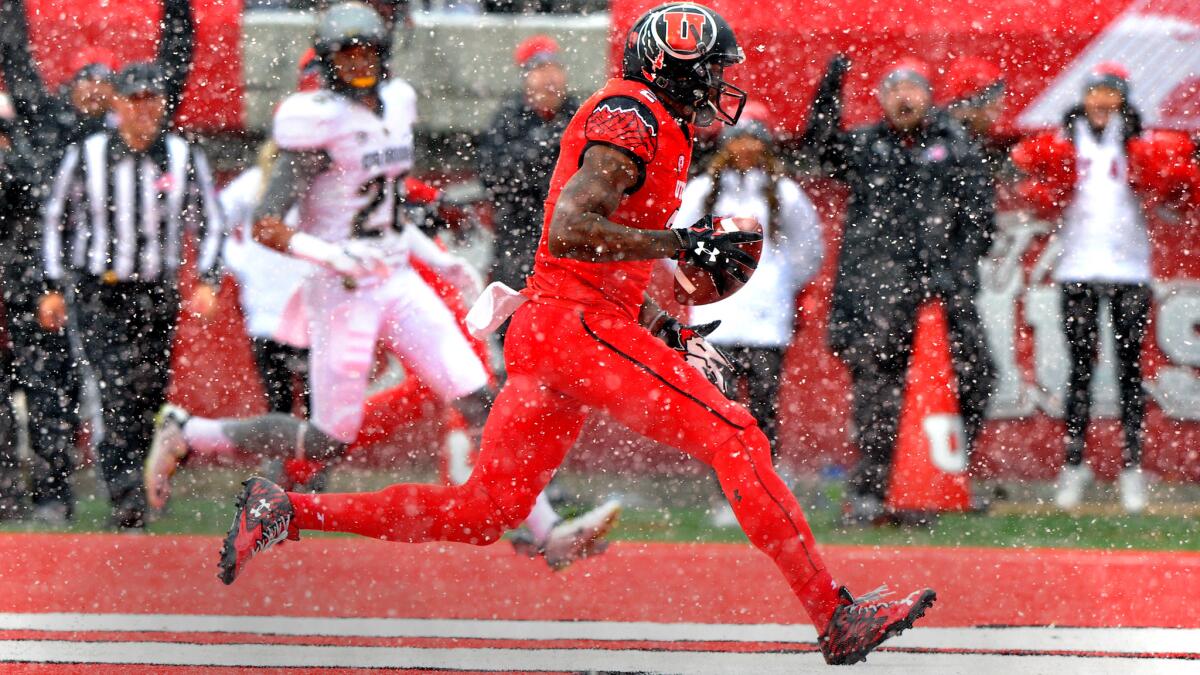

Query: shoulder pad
left=273, top=91, right=343, bottom=151
left=585, top=95, right=660, bottom=165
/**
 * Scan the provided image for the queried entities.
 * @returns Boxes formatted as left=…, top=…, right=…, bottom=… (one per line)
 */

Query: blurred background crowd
left=0, top=0, right=1198, bottom=531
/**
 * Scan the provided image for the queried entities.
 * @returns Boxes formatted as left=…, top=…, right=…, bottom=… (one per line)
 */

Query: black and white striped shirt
left=42, top=131, right=223, bottom=289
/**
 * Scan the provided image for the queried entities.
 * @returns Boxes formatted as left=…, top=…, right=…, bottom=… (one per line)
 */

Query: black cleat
left=217, top=477, right=296, bottom=585
left=818, top=585, right=936, bottom=665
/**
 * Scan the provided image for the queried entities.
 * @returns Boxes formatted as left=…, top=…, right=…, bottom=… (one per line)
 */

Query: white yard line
left=0, top=613, right=1197, bottom=657
left=0, top=640, right=1195, bottom=674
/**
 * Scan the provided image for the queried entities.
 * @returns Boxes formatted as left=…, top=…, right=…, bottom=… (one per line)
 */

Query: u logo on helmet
left=650, top=5, right=716, bottom=59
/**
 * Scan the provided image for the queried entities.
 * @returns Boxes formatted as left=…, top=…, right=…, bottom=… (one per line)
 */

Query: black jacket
left=477, top=91, right=578, bottom=289
left=805, top=59, right=994, bottom=357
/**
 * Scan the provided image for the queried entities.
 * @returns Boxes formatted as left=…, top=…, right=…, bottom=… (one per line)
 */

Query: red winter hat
left=879, top=57, right=933, bottom=96
left=1084, top=61, right=1131, bottom=99
left=942, top=56, right=1004, bottom=106
left=514, top=35, right=560, bottom=71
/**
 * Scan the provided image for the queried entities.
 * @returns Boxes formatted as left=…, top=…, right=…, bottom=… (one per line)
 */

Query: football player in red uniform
left=217, top=2, right=935, bottom=664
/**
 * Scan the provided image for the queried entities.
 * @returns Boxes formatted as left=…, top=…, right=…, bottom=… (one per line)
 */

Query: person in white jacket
left=220, top=144, right=315, bottom=423
left=675, top=114, right=824, bottom=524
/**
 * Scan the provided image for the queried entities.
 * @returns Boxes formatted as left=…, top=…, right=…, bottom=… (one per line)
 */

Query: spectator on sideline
left=38, top=63, right=222, bottom=529
left=0, top=0, right=193, bottom=524
left=675, top=107, right=825, bottom=527
left=1012, top=63, right=1200, bottom=514
left=804, top=55, right=995, bottom=524
left=476, top=35, right=577, bottom=332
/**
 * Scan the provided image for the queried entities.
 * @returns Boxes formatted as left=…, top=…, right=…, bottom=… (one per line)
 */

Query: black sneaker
left=818, top=585, right=936, bottom=665
left=217, top=477, right=296, bottom=585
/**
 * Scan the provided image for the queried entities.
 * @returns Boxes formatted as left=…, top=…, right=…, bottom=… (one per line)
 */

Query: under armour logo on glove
left=694, top=241, right=721, bottom=264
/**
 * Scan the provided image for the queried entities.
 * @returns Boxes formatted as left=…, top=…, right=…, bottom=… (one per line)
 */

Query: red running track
left=0, top=534, right=1197, bottom=628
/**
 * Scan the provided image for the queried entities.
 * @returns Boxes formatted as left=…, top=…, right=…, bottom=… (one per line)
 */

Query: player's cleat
left=517, top=499, right=621, bottom=571
left=818, top=585, right=936, bottom=665
left=1054, top=463, right=1093, bottom=510
left=144, top=404, right=192, bottom=511
left=217, top=477, right=297, bottom=585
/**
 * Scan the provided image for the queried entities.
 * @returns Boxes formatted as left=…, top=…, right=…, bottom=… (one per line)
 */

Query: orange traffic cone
left=886, top=300, right=972, bottom=516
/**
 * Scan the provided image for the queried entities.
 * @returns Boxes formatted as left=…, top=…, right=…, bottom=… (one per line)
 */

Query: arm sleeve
left=158, top=0, right=195, bottom=122
left=802, top=58, right=851, bottom=179
left=582, top=96, right=659, bottom=191
left=0, top=0, right=58, bottom=134
left=779, top=180, right=825, bottom=289
left=42, top=144, right=81, bottom=290
left=252, top=148, right=329, bottom=223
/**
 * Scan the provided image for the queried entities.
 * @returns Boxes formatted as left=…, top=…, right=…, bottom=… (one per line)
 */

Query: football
left=672, top=216, right=764, bottom=306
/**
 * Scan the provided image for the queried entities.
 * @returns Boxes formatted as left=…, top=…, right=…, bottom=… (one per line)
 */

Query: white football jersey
left=272, top=79, right=418, bottom=246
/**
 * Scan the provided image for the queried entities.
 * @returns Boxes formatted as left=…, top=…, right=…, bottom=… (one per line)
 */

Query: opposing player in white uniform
left=145, top=2, right=619, bottom=569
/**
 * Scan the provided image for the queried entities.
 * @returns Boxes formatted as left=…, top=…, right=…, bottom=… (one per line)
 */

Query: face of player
left=880, top=80, right=932, bottom=132
left=1084, top=86, right=1124, bottom=130
left=524, top=63, right=567, bottom=118
left=332, top=44, right=382, bottom=90
left=725, top=135, right=769, bottom=172
left=71, top=77, right=115, bottom=117
left=113, top=92, right=166, bottom=152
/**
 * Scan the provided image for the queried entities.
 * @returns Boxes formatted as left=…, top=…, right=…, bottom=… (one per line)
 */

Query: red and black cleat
left=818, top=585, right=936, bottom=665
left=217, top=477, right=297, bottom=585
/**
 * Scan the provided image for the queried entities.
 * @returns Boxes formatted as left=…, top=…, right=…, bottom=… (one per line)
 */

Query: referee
left=38, top=62, right=223, bottom=529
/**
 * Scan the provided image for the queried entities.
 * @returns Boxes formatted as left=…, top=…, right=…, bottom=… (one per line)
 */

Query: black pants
left=845, top=291, right=995, bottom=500
left=1061, top=282, right=1151, bottom=467
left=0, top=230, right=84, bottom=516
left=251, top=338, right=309, bottom=414
left=722, top=346, right=785, bottom=456
left=73, top=281, right=179, bottom=515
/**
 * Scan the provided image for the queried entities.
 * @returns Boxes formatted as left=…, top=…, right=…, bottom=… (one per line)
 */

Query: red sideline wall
left=34, top=0, right=1198, bottom=481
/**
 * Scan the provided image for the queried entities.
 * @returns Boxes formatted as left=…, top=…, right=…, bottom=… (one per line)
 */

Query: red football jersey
left=523, top=78, right=694, bottom=318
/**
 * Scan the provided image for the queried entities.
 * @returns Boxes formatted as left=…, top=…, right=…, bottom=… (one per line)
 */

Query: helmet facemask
left=693, top=60, right=746, bottom=127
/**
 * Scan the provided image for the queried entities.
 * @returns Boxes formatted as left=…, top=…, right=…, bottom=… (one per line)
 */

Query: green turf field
left=3, top=467, right=1196, bottom=552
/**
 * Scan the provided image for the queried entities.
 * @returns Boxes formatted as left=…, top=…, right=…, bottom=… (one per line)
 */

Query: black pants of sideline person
left=721, top=345, right=785, bottom=457
left=251, top=337, right=309, bottom=415
left=1061, top=282, right=1152, bottom=468
left=1, top=247, right=80, bottom=514
left=73, top=281, right=179, bottom=528
left=843, top=290, right=995, bottom=501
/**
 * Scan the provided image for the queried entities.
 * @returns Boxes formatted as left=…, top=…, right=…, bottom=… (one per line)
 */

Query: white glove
left=289, top=232, right=390, bottom=280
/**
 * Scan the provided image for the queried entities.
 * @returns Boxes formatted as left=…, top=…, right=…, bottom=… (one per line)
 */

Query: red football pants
left=289, top=301, right=840, bottom=630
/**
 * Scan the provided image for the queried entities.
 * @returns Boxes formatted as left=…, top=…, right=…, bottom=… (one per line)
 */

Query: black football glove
left=673, top=215, right=762, bottom=295
left=653, top=316, right=737, bottom=400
